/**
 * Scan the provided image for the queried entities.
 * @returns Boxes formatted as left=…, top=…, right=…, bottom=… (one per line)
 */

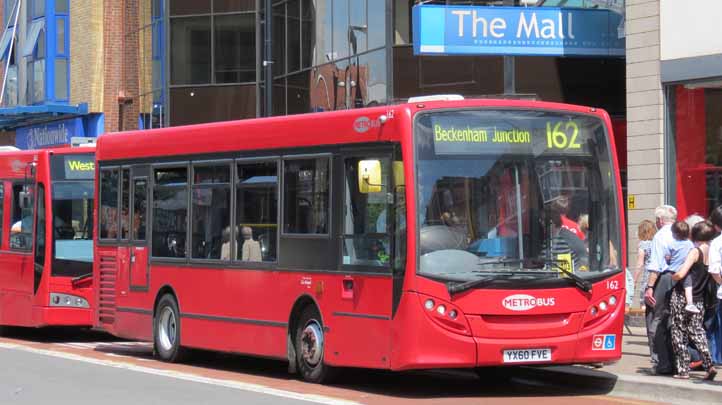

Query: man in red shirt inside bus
left=555, top=195, right=585, bottom=240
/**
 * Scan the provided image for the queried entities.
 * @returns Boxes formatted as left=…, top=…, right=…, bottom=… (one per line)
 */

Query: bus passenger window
left=191, top=164, right=230, bottom=260
left=152, top=166, right=188, bottom=258
left=10, top=183, right=34, bottom=250
left=99, top=169, right=119, bottom=239
left=132, top=178, right=147, bottom=241
left=236, top=161, right=278, bottom=262
left=283, top=158, right=329, bottom=235
left=120, top=169, right=130, bottom=239
left=342, top=157, right=390, bottom=268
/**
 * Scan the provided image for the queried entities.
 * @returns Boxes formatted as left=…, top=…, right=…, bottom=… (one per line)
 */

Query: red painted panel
left=130, top=246, right=149, bottom=288
left=675, top=86, right=708, bottom=218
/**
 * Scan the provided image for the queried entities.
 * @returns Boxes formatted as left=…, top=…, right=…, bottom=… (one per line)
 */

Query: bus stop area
left=525, top=322, right=722, bottom=404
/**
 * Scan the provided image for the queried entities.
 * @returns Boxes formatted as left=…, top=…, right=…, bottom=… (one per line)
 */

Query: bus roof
left=96, top=98, right=609, bottom=162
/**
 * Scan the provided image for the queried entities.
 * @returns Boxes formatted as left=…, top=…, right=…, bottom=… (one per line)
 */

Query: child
left=668, top=221, right=698, bottom=313
left=633, top=220, right=656, bottom=309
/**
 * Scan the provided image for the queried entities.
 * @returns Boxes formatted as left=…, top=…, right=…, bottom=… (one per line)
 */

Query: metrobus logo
left=353, top=116, right=381, bottom=133
left=502, top=294, right=555, bottom=311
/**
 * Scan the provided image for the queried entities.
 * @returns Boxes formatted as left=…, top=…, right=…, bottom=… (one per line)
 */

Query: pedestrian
left=643, top=204, right=678, bottom=375
left=633, top=220, right=656, bottom=310
left=667, top=221, right=697, bottom=314
left=670, top=221, right=717, bottom=380
left=706, top=206, right=722, bottom=364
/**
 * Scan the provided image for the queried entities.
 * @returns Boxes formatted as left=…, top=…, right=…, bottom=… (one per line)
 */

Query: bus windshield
left=415, top=109, right=621, bottom=284
left=50, top=154, right=95, bottom=277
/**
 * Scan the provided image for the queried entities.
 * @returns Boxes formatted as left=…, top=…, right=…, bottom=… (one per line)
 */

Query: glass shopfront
left=668, top=81, right=722, bottom=218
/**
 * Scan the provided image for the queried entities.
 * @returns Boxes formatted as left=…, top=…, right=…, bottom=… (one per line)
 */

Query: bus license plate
left=503, top=348, right=551, bottom=363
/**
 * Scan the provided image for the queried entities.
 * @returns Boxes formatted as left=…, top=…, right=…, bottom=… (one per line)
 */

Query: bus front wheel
left=154, top=294, right=184, bottom=362
left=294, top=306, right=336, bottom=383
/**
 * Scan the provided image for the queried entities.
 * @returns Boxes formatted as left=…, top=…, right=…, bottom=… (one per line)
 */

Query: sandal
left=673, top=374, right=690, bottom=379
left=704, top=367, right=717, bottom=381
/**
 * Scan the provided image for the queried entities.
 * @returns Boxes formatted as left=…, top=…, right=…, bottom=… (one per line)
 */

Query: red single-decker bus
left=0, top=147, right=95, bottom=328
left=94, top=97, right=625, bottom=382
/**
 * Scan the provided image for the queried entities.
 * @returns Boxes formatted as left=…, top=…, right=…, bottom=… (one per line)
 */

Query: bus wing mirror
left=19, top=190, right=32, bottom=210
left=358, top=160, right=382, bottom=193
left=393, top=161, right=405, bottom=188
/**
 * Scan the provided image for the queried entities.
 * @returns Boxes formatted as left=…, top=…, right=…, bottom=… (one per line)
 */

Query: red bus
left=94, top=97, right=625, bottom=382
left=0, top=146, right=95, bottom=328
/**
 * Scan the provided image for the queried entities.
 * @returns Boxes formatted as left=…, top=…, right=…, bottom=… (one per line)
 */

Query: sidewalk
left=529, top=323, right=722, bottom=404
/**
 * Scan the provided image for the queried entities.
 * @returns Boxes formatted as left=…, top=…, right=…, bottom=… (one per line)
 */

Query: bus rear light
left=419, top=294, right=471, bottom=336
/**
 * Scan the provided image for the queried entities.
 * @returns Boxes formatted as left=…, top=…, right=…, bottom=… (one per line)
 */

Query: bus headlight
left=49, top=293, right=89, bottom=308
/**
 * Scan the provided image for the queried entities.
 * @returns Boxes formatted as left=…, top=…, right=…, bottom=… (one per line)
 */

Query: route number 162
left=546, top=121, right=581, bottom=150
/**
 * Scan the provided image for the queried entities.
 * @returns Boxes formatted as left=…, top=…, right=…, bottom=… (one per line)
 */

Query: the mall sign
left=413, top=5, right=624, bottom=57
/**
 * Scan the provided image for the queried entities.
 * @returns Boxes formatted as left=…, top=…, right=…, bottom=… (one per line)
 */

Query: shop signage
left=413, top=5, right=624, bottom=57
left=16, top=117, right=85, bottom=149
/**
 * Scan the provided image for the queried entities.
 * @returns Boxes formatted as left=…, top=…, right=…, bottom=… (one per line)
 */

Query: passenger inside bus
left=220, top=226, right=234, bottom=260
left=239, top=226, right=262, bottom=262
left=545, top=197, right=589, bottom=272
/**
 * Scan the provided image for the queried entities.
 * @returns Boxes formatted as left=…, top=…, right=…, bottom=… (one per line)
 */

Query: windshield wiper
left=71, top=272, right=93, bottom=288
left=448, top=276, right=496, bottom=296
left=542, top=259, right=592, bottom=292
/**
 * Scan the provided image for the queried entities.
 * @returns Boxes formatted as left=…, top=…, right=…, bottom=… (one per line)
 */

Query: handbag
left=703, top=273, right=720, bottom=310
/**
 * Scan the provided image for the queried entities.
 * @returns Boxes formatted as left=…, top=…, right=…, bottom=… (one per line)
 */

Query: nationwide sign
left=412, top=5, right=624, bottom=57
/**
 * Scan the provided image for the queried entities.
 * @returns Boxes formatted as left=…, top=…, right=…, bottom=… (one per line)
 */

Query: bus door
left=331, top=150, right=394, bottom=368
left=0, top=181, right=36, bottom=325
left=127, top=167, right=150, bottom=291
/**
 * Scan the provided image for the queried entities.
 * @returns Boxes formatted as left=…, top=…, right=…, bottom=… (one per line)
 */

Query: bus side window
left=283, top=157, right=330, bottom=235
left=152, top=166, right=188, bottom=259
left=191, top=164, right=231, bottom=260
left=132, top=178, right=148, bottom=241
left=235, top=160, right=278, bottom=262
left=99, top=168, right=119, bottom=240
left=10, top=183, right=34, bottom=250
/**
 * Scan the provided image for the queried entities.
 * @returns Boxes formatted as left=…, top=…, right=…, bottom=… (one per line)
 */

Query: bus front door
left=331, top=151, right=394, bottom=369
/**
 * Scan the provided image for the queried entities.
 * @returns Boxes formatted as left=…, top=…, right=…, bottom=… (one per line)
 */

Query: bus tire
left=295, top=306, right=336, bottom=383
left=154, top=294, right=184, bottom=363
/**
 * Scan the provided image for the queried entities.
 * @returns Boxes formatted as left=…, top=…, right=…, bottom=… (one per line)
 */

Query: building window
left=139, top=0, right=165, bottom=129
left=214, top=13, right=255, bottom=83
left=668, top=82, right=722, bottom=218
left=170, top=1, right=256, bottom=86
left=170, top=16, right=211, bottom=85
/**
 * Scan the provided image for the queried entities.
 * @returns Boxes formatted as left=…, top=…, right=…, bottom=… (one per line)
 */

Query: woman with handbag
left=670, top=221, right=717, bottom=380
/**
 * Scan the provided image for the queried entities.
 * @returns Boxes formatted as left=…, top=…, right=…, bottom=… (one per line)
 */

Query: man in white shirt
left=708, top=207, right=722, bottom=284
left=643, top=204, right=677, bottom=375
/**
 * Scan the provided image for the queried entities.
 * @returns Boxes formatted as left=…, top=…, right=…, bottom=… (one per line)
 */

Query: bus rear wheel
left=154, top=294, right=184, bottom=362
left=295, top=306, right=336, bottom=383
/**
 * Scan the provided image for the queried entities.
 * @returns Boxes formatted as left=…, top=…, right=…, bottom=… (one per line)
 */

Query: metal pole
left=263, top=0, right=272, bottom=116
left=503, top=0, right=516, bottom=95
left=0, top=0, right=21, bottom=105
